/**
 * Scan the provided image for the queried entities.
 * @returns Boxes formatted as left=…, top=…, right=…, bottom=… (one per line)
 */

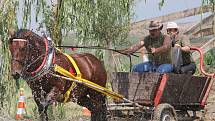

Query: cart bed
left=111, top=72, right=212, bottom=110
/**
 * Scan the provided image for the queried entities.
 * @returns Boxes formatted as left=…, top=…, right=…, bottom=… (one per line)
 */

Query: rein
left=30, top=38, right=49, bottom=75
left=11, top=58, right=25, bottom=66
left=57, top=45, right=139, bottom=72
left=24, top=37, right=55, bottom=81
left=12, top=37, right=55, bottom=81
left=56, top=45, right=139, bottom=57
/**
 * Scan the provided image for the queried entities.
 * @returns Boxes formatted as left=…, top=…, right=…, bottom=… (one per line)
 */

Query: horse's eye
left=19, top=48, right=25, bottom=51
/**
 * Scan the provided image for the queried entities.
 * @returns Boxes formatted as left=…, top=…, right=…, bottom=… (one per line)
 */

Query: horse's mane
left=10, top=29, right=43, bottom=43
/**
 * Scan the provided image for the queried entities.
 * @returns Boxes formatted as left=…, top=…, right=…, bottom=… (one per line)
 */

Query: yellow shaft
left=54, top=65, right=124, bottom=100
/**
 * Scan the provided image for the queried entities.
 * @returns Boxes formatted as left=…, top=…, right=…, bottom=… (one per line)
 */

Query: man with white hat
left=120, top=20, right=173, bottom=73
left=166, top=22, right=196, bottom=74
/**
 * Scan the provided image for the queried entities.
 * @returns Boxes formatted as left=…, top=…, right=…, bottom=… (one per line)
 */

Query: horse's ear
left=23, top=29, right=33, bottom=38
left=8, top=28, right=16, bottom=38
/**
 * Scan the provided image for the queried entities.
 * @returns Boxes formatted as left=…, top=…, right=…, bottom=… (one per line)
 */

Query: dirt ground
left=204, top=78, right=215, bottom=121
left=0, top=80, right=214, bottom=121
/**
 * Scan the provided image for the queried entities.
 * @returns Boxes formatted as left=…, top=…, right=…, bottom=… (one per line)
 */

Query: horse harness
left=12, top=37, right=81, bottom=103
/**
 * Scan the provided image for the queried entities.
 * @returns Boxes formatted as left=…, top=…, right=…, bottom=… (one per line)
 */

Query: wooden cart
left=107, top=47, right=214, bottom=121
left=108, top=72, right=213, bottom=121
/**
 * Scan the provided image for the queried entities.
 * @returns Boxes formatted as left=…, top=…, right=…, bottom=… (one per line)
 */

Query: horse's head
left=9, top=29, right=46, bottom=79
left=9, top=29, right=54, bottom=81
left=9, top=39, right=27, bottom=79
left=9, top=29, right=32, bottom=79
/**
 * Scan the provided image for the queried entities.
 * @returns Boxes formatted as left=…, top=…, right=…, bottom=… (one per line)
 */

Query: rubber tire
left=153, top=103, right=177, bottom=121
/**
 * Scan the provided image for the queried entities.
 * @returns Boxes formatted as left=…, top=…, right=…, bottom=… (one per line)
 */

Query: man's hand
left=151, top=48, right=157, bottom=54
left=174, top=44, right=181, bottom=48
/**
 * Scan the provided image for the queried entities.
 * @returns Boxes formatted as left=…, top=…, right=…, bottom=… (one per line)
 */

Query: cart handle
left=190, top=47, right=215, bottom=78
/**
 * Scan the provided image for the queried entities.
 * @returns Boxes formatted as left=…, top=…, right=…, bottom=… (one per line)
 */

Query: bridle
left=11, top=58, right=25, bottom=66
left=11, top=38, right=32, bottom=68
left=11, top=37, right=55, bottom=82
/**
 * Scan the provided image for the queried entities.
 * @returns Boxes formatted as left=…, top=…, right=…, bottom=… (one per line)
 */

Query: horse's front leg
left=37, top=101, right=49, bottom=121
left=33, top=87, right=60, bottom=121
left=33, top=94, right=49, bottom=121
left=45, top=86, right=61, bottom=104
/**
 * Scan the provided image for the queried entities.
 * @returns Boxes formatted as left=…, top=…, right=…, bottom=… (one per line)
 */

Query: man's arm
left=152, top=35, right=171, bottom=53
left=122, top=37, right=145, bottom=54
left=181, top=35, right=191, bottom=52
left=175, top=35, right=190, bottom=52
left=181, top=46, right=190, bottom=52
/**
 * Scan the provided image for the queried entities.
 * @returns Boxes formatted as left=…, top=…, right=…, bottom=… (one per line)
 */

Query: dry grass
left=0, top=84, right=91, bottom=121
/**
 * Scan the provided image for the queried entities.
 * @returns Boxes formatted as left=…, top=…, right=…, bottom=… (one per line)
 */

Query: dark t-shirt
left=144, top=33, right=172, bottom=65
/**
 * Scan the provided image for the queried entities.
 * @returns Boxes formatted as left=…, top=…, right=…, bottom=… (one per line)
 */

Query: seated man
left=166, top=22, right=196, bottom=74
left=121, top=20, right=173, bottom=73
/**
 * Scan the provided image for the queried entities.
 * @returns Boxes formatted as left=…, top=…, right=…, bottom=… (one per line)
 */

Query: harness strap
left=63, top=53, right=82, bottom=78
left=63, top=82, right=77, bottom=103
left=55, top=48, right=81, bottom=102
left=56, top=48, right=82, bottom=78
left=53, top=65, right=124, bottom=101
left=31, top=38, right=49, bottom=76
left=23, top=37, right=55, bottom=81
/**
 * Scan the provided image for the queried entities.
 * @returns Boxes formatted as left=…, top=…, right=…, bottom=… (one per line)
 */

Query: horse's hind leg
left=78, top=90, right=107, bottom=121
left=86, top=90, right=107, bottom=121
left=77, top=95, right=94, bottom=111
left=91, top=93, right=107, bottom=121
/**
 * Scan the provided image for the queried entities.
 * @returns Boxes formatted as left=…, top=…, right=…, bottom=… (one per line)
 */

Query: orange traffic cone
left=82, top=107, right=91, bottom=116
left=16, top=88, right=25, bottom=120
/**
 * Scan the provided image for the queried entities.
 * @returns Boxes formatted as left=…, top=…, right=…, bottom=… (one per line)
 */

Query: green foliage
left=0, top=0, right=19, bottom=114
left=144, top=0, right=165, bottom=10
left=33, top=0, right=134, bottom=60
left=195, top=49, right=215, bottom=75
left=204, top=49, right=215, bottom=66
left=201, top=0, right=215, bottom=5
left=203, top=49, right=215, bottom=73
left=158, top=0, right=165, bottom=10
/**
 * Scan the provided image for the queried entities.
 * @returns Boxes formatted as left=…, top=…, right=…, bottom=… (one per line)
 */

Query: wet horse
left=9, top=29, right=107, bottom=121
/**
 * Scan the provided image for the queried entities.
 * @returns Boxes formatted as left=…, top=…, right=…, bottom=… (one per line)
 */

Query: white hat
left=166, top=22, right=179, bottom=29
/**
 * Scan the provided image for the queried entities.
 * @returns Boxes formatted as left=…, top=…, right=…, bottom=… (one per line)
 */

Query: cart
left=107, top=47, right=215, bottom=121
left=108, top=72, right=213, bottom=121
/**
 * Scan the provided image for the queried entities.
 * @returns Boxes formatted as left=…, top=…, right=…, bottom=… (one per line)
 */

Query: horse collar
left=23, top=37, right=55, bottom=82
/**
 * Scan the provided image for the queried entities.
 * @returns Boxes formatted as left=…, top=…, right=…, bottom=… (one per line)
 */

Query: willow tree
left=0, top=0, right=134, bottom=117
left=39, top=0, right=134, bottom=72
left=0, top=0, right=18, bottom=107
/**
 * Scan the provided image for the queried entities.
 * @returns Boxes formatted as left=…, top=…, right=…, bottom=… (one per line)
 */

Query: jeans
left=171, top=47, right=196, bottom=74
left=181, top=63, right=196, bottom=74
left=132, top=62, right=173, bottom=73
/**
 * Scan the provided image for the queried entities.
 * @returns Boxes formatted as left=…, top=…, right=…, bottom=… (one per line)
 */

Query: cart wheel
left=153, top=103, right=177, bottom=121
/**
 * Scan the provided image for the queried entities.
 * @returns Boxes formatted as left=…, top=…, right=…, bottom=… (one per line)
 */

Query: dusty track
left=204, top=78, right=215, bottom=121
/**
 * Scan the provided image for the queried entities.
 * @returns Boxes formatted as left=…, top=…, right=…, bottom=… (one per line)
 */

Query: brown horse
left=9, top=29, right=107, bottom=121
